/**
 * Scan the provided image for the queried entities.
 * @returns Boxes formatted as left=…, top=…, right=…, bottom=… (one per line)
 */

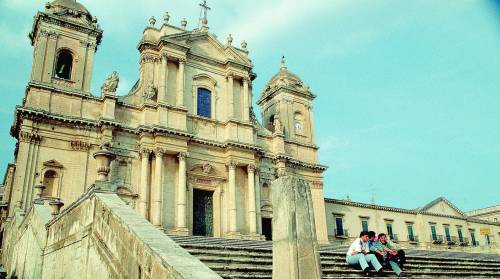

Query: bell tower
left=257, top=58, right=316, bottom=145
left=29, top=0, right=102, bottom=94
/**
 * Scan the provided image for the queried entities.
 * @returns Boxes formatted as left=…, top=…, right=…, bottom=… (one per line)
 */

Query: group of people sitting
left=346, top=231, right=410, bottom=277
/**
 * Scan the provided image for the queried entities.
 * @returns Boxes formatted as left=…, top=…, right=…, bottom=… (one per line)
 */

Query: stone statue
left=273, top=116, right=282, bottom=134
left=101, top=71, right=119, bottom=95
left=143, top=82, right=157, bottom=102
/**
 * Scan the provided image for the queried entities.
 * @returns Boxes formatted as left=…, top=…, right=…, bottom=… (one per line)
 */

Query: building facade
left=466, top=206, right=500, bottom=223
left=325, top=197, right=500, bottom=253
left=0, top=0, right=329, bottom=244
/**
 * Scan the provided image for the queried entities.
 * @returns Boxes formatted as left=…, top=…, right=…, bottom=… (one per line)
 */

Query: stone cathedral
left=1, top=0, right=329, bottom=245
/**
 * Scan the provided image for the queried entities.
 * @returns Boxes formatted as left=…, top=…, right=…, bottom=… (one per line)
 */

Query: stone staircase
left=168, top=234, right=500, bottom=278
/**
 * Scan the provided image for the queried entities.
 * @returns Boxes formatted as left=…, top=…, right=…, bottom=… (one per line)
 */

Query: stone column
left=176, top=58, right=185, bottom=107
left=307, top=104, right=316, bottom=143
left=151, top=148, right=164, bottom=226
left=175, top=152, right=188, bottom=233
left=83, top=42, right=96, bottom=93
left=255, top=169, right=262, bottom=234
left=226, top=74, right=234, bottom=119
left=247, top=164, right=257, bottom=235
left=42, top=32, right=58, bottom=83
left=158, top=53, right=168, bottom=103
left=227, top=161, right=237, bottom=234
left=272, top=175, right=322, bottom=279
left=139, top=148, right=151, bottom=219
left=242, top=78, right=249, bottom=122
left=32, top=30, right=48, bottom=81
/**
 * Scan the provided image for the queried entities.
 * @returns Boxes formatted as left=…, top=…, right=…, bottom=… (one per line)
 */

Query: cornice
left=31, top=12, right=103, bottom=46
left=325, top=198, right=500, bottom=226
left=283, top=138, right=319, bottom=150
left=28, top=81, right=99, bottom=100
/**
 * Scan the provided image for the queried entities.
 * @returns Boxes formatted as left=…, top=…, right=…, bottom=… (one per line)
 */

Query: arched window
left=43, top=170, right=58, bottom=197
left=294, top=112, right=304, bottom=134
left=197, top=88, right=211, bottom=118
left=55, top=49, right=73, bottom=80
left=268, top=115, right=275, bottom=132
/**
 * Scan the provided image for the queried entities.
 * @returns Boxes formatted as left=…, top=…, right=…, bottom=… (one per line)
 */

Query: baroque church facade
left=0, top=0, right=329, bottom=243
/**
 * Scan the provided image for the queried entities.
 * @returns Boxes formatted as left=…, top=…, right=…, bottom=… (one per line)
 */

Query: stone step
left=168, top=234, right=500, bottom=278
left=185, top=247, right=500, bottom=268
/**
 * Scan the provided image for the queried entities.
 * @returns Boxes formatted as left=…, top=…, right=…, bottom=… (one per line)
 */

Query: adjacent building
left=325, top=197, right=500, bottom=253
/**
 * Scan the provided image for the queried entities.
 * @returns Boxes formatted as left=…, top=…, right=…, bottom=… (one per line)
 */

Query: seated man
left=367, top=231, right=384, bottom=264
left=370, top=233, right=409, bottom=277
left=346, top=231, right=383, bottom=277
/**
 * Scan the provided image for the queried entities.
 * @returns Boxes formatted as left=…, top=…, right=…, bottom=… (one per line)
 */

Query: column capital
left=227, top=160, right=237, bottom=169
left=178, top=152, right=188, bottom=160
left=178, top=57, right=186, bottom=64
left=140, top=147, right=152, bottom=156
left=247, top=164, right=256, bottom=173
left=155, top=148, right=166, bottom=157
left=226, top=72, right=234, bottom=80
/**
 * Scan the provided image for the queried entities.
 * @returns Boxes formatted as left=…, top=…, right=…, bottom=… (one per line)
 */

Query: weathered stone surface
left=272, top=175, right=322, bottom=279
left=2, top=190, right=222, bottom=279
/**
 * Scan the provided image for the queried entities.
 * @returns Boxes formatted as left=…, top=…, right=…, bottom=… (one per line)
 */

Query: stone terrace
left=168, top=234, right=500, bottom=278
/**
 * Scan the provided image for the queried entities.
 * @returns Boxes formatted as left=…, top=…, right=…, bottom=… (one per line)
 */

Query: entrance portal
left=262, top=217, right=272, bottom=240
left=193, top=189, right=213, bottom=236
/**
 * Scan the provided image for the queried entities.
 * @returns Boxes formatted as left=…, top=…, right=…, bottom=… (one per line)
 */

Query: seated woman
left=370, top=233, right=410, bottom=277
left=346, top=231, right=383, bottom=277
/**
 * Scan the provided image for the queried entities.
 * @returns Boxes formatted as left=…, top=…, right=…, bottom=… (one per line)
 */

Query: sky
left=0, top=0, right=499, bottom=211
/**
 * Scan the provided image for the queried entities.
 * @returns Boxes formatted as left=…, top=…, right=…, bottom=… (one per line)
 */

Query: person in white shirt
left=346, top=231, right=383, bottom=277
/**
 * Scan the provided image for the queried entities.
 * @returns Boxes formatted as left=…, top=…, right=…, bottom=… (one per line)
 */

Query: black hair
left=368, top=231, right=376, bottom=238
left=378, top=233, right=386, bottom=239
left=359, top=231, right=369, bottom=237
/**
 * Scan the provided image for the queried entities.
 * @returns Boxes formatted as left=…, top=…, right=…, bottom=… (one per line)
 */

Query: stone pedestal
left=272, top=175, right=322, bottom=279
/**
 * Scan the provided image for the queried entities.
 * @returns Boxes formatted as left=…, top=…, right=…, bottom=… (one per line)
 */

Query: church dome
left=259, top=58, right=314, bottom=104
left=48, top=0, right=90, bottom=15
left=45, top=0, right=96, bottom=26
left=265, top=59, right=303, bottom=88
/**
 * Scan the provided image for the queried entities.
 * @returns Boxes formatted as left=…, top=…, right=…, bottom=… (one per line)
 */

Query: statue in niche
left=101, top=71, right=119, bottom=95
left=143, top=82, right=157, bottom=102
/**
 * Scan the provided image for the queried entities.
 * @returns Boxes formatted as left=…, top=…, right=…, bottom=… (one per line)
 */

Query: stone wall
left=1, top=191, right=221, bottom=279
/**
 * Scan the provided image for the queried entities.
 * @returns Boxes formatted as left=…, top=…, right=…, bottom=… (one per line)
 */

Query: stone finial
left=93, top=143, right=116, bottom=181
left=181, top=18, right=187, bottom=29
left=280, top=55, right=287, bottom=70
left=163, top=12, right=170, bottom=25
left=34, top=182, right=46, bottom=199
left=241, top=40, right=247, bottom=50
left=149, top=16, right=156, bottom=27
left=49, top=199, right=64, bottom=216
left=227, top=34, right=233, bottom=45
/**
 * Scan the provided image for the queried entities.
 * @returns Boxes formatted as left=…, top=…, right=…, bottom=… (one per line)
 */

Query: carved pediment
left=189, top=162, right=216, bottom=176
left=43, top=160, right=64, bottom=169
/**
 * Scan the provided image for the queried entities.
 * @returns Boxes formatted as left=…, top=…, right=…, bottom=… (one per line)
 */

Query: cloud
left=222, top=0, right=344, bottom=46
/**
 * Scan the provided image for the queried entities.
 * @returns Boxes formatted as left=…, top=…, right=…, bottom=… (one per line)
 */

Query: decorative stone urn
left=34, top=182, right=46, bottom=199
left=49, top=198, right=64, bottom=216
left=93, top=143, right=116, bottom=181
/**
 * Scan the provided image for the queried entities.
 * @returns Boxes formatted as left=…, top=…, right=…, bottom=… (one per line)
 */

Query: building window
left=430, top=224, right=437, bottom=240
left=334, top=216, right=347, bottom=237
left=55, top=49, right=73, bottom=80
left=43, top=170, right=58, bottom=197
left=293, top=112, right=303, bottom=134
left=197, top=88, right=211, bottom=118
left=407, top=223, right=415, bottom=241
left=470, top=229, right=477, bottom=246
left=457, top=226, right=463, bottom=243
left=386, top=223, right=394, bottom=239
left=361, top=219, right=369, bottom=231
left=444, top=225, right=451, bottom=242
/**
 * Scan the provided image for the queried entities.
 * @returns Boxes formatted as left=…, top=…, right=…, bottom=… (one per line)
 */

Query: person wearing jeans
left=370, top=233, right=410, bottom=277
left=346, top=231, right=383, bottom=277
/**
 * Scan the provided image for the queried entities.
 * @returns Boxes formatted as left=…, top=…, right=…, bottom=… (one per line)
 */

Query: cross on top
left=199, top=0, right=211, bottom=26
